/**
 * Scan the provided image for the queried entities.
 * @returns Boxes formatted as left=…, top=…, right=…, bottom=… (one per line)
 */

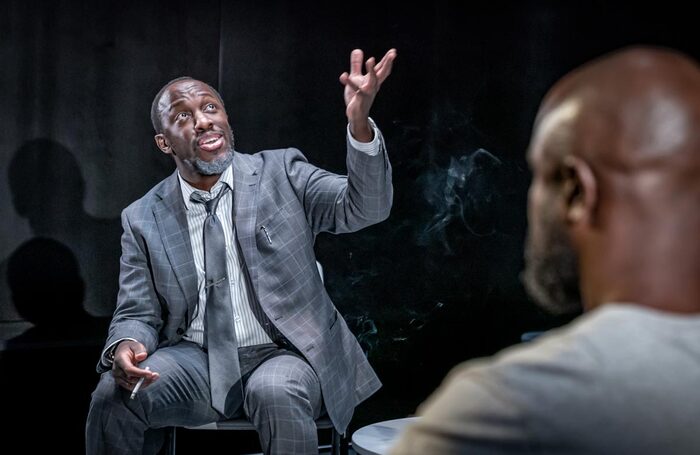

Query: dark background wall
left=0, top=0, right=696, bottom=452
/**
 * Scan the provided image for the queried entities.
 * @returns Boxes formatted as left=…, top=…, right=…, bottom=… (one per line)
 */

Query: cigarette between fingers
left=130, top=366, right=150, bottom=400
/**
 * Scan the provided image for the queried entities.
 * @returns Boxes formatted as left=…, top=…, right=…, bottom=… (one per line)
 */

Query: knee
left=87, top=372, right=132, bottom=426
left=89, top=370, right=165, bottom=429
left=246, top=374, right=284, bottom=402
left=90, top=372, right=122, bottom=408
left=90, top=371, right=156, bottom=415
left=246, top=373, right=303, bottom=409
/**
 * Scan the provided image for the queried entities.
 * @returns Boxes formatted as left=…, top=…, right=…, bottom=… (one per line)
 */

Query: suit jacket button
left=176, top=328, right=184, bottom=335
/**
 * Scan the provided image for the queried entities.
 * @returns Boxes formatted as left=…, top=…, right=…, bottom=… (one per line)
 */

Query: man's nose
left=194, top=111, right=213, bottom=131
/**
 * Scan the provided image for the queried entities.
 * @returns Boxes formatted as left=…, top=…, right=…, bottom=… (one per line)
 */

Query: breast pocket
left=255, top=207, right=286, bottom=249
left=256, top=206, right=307, bottom=251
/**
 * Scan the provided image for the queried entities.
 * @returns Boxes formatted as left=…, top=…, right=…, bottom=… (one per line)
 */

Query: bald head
left=525, top=46, right=700, bottom=314
left=534, top=46, right=700, bottom=177
left=529, top=46, right=700, bottom=224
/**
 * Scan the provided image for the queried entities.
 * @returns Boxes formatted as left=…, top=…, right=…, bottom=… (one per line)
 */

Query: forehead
left=528, top=97, right=582, bottom=167
left=159, top=80, right=219, bottom=111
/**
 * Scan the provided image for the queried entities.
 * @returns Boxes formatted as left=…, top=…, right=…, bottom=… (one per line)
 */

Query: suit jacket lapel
left=153, top=172, right=199, bottom=325
left=232, top=154, right=261, bottom=290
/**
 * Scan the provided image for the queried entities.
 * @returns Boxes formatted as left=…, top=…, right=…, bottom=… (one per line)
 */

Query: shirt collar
left=178, top=164, right=233, bottom=211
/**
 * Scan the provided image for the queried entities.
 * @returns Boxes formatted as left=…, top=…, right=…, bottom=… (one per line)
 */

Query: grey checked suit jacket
left=98, top=136, right=392, bottom=433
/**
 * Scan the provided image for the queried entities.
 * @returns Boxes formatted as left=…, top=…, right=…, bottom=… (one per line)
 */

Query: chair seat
left=185, top=415, right=335, bottom=431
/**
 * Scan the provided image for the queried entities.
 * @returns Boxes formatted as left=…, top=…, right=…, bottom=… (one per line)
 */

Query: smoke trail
left=418, top=148, right=504, bottom=254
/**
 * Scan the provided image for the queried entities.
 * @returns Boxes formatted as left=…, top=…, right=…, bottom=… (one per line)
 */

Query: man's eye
left=204, top=103, right=216, bottom=111
left=177, top=112, right=190, bottom=120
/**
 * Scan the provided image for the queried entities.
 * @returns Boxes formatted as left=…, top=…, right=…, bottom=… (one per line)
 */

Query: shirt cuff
left=347, top=117, right=381, bottom=156
left=100, top=337, right=139, bottom=368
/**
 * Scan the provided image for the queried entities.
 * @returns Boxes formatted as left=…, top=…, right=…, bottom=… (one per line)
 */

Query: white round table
left=351, top=417, right=420, bottom=455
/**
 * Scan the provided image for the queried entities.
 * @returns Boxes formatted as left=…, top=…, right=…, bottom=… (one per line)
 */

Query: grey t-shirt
left=390, top=304, right=700, bottom=454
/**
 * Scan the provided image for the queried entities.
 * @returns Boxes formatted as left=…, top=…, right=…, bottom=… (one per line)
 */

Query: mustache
left=194, top=128, right=228, bottom=142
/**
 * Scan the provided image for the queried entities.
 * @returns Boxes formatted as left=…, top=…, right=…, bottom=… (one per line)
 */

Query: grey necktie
left=190, top=185, right=242, bottom=416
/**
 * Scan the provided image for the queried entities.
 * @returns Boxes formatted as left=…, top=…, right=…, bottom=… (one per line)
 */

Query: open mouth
left=197, top=133, right=224, bottom=152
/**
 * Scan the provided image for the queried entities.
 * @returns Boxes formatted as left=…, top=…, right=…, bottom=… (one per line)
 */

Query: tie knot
left=190, top=185, right=229, bottom=215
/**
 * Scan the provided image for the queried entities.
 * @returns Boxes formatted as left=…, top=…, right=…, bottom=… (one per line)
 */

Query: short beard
left=189, top=132, right=235, bottom=176
left=522, top=222, right=582, bottom=315
left=190, top=148, right=234, bottom=175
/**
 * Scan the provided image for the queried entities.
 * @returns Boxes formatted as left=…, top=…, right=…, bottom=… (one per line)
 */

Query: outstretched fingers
left=340, top=49, right=368, bottom=92
left=339, top=48, right=397, bottom=119
left=349, top=49, right=364, bottom=76
left=364, top=57, right=378, bottom=89
left=374, top=48, right=397, bottom=85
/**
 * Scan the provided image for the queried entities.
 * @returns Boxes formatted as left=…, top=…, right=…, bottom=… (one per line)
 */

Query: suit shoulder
left=247, top=147, right=306, bottom=163
left=122, top=172, right=177, bottom=218
left=237, top=149, right=310, bottom=178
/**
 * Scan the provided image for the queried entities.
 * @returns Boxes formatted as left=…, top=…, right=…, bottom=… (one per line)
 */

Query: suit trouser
left=85, top=341, right=324, bottom=455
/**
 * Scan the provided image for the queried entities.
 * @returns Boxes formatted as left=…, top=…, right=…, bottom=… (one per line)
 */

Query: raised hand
left=339, top=48, right=397, bottom=141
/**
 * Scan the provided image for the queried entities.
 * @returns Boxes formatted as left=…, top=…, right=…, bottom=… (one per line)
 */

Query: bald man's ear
left=155, top=134, right=174, bottom=155
left=561, top=156, right=597, bottom=226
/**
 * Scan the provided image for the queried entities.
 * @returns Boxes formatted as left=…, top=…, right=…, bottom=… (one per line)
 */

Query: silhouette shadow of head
left=7, top=138, right=122, bottom=319
left=9, top=138, right=85, bottom=235
left=2, top=238, right=101, bottom=452
left=6, top=237, right=89, bottom=345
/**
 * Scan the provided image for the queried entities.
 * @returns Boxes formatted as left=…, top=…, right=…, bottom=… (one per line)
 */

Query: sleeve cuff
left=347, top=117, right=381, bottom=156
left=100, top=337, right=139, bottom=368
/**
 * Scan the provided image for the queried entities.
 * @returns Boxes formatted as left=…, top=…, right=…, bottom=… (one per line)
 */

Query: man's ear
left=561, top=155, right=597, bottom=226
left=155, top=134, right=173, bottom=155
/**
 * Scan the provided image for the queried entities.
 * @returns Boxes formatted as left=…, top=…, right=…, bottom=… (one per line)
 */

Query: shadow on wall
left=6, top=237, right=109, bottom=347
left=0, top=139, right=117, bottom=452
left=1, top=138, right=122, bottom=324
left=0, top=237, right=109, bottom=452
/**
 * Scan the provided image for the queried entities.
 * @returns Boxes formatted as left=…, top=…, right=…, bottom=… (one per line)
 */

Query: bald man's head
left=534, top=46, right=700, bottom=177
left=524, top=46, right=700, bottom=314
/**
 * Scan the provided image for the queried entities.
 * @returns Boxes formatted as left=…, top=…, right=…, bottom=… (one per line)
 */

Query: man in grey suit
left=86, top=48, right=397, bottom=454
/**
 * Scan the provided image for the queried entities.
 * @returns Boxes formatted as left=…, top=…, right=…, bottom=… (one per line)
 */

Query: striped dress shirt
left=177, top=165, right=272, bottom=347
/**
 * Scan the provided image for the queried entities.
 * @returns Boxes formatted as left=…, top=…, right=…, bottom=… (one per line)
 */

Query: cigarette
left=130, top=366, right=150, bottom=400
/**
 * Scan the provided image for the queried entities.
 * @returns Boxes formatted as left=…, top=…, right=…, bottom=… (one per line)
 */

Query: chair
left=351, top=416, right=420, bottom=455
left=165, top=415, right=346, bottom=455
left=165, top=262, right=349, bottom=454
